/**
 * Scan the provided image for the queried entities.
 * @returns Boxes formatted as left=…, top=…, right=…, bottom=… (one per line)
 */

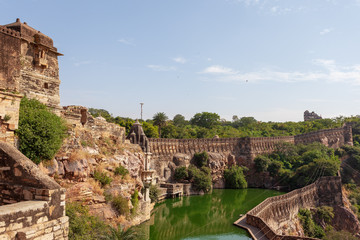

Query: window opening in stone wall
left=44, top=83, right=48, bottom=89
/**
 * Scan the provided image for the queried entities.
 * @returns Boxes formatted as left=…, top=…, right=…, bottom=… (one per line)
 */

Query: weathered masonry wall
left=245, top=176, right=343, bottom=240
left=0, top=19, right=62, bottom=112
left=0, top=142, right=68, bottom=239
left=148, top=126, right=352, bottom=184
left=0, top=92, right=22, bottom=145
left=295, top=125, right=353, bottom=148
left=0, top=26, right=21, bottom=91
left=149, top=126, right=352, bottom=163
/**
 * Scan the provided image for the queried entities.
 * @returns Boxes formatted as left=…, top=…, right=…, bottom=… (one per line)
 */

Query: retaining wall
left=245, top=176, right=343, bottom=239
left=0, top=142, right=68, bottom=239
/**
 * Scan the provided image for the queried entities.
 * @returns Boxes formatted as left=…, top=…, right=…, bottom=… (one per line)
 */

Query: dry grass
left=113, top=215, right=128, bottom=226
left=88, top=178, right=104, bottom=195
left=69, top=150, right=91, bottom=162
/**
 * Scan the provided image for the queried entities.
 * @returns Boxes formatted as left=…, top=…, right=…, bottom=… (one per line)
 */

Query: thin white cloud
left=200, top=60, right=360, bottom=85
left=74, top=61, right=92, bottom=67
left=173, top=57, right=187, bottom=64
left=147, top=65, right=176, bottom=72
left=201, top=65, right=237, bottom=75
left=117, top=38, right=135, bottom=46
left=270, top=6, right=292, bottom=14
left=320, top=28, right=334, bottom=35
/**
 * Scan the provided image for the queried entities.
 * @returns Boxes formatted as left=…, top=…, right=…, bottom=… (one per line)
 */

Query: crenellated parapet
left=248, top=136, right=295, bottom=159
left=294, top=126, right=353, bottom=148
left=149, top=137, right=241, bottom=160
left=149, top=126, right=352, bottom=165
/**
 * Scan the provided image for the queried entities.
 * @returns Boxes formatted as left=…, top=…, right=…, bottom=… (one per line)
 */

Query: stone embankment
left=235, top=176, right=360, bottom=239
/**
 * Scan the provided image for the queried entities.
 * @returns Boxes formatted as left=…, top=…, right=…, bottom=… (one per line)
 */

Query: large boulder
left=63, top=158, right=90, bottom=180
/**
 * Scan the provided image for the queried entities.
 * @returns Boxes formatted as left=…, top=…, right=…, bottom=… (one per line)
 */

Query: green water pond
left=140, top=188, right=283, bottom=240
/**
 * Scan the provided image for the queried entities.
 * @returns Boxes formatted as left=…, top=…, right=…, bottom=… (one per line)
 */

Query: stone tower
left=0, top=18, right=62, bottom=113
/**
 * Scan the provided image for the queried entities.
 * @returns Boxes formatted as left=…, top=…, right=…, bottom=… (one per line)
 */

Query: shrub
left=108, top=225, right=145, bottom=240
left=188, top=165, right=200, bottom=179
left=298, top=208, right=325, bottom=239
left=114, top=165, right=129, bottom=178
left=268, top=160, right=283, bottom=177
left=17, top=97, right=67, bottom=164
left=316, top=206, right=334, bottom=224
left=112, top=195, right=130, bottom=216
left=193, top=151, right=209, bottom=168
left=223, top=166, right=248, bottom=189
left=149, top=184, right=160, bottom=203
left=192, top=170, right=212, bottom=193
left=174, top=166, right=188, bottom=181
left=131, top=189, right=139, bottom=214
left=3, top=114, right=11, bottom=122
left=94, top=171, right=112, bottom=187
left=66, top=202, right=110, bottom=240
left=254, top=155, right=270, bottom=172
left=200, top=166, right=211, bottom=175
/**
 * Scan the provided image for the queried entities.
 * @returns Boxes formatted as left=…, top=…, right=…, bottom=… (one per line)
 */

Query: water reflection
left=141, top=189, right=282, bottom=240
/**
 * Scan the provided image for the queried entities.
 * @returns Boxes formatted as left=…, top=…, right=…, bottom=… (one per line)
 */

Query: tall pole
left=140, top=103, right=144, bottom=121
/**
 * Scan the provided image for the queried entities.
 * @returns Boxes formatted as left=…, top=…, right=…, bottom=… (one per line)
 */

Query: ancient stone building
left=304, top=110, right=322, bottom=121
left=0, top=18, right=62, bottom=113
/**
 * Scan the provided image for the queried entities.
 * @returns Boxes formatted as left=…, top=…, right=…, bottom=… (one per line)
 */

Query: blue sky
left=1, top=0, right=360, bottom=122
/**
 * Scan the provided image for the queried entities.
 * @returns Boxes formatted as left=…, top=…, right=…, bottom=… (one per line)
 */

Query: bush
left=149, top=184, right=160, bottom=203
left=224, top=166, right=248, bottom=189
left=94, top=171, right=112, bottom=187
left=112, top=195, right=130, bottom=216
left=316, top=206, right=334, bottom=224
left=193, top=151, right=209, bottom=168
left=298, top=208, right=325, bottom=239
left=131, top=190, right=139, bottom=214
left=66, top=202, right=110, bottom=240
left=17, top=97, right=67, bottom=164
left=254, top=155, right=270, bottom=172
left=192, top=170, right=212, bottom=193
left=268, top=160, right=283, bottom=177
left=174, top=166, right=188, bottom=181
left=114, top=165, right=129, bottom=178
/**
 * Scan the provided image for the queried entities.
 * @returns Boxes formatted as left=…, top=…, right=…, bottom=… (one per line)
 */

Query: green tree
left=190, top=112, right=220, bottom=129
left=254, top=156, right=270, bottom=172
left=141, top=121, right=159, bottom=138
left=193, top=151, right=209, bottom=168
left=17, top=98, right=67, bottom=164
left=153, top=112, right=168, bottom=138
left=173, top=114, right=187, bottom=127
left=224, top=166, right=248, bottom=189
left=174, top=166, right=188, bottom=181
left=88, top=108, right=114, bottom=122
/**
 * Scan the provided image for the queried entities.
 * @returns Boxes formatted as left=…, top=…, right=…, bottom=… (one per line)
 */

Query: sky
left=1, top=0, right=360, bottom=122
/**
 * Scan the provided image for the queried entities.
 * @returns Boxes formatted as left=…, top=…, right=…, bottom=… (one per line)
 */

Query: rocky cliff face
left=39, top=114, right=151, bottom=228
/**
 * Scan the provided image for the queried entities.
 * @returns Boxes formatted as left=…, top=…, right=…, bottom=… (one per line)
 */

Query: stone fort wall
left=0, top=19, right=62, bottom=113
left=148, top=126, right=352, bottom=184
left=149, top=126, right=352, bottom=164
left=244, top=176, right=343, bottom=239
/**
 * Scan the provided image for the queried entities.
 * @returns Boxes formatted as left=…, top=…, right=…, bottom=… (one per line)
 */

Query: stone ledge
left=0, top=201, right=47, bottom=217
